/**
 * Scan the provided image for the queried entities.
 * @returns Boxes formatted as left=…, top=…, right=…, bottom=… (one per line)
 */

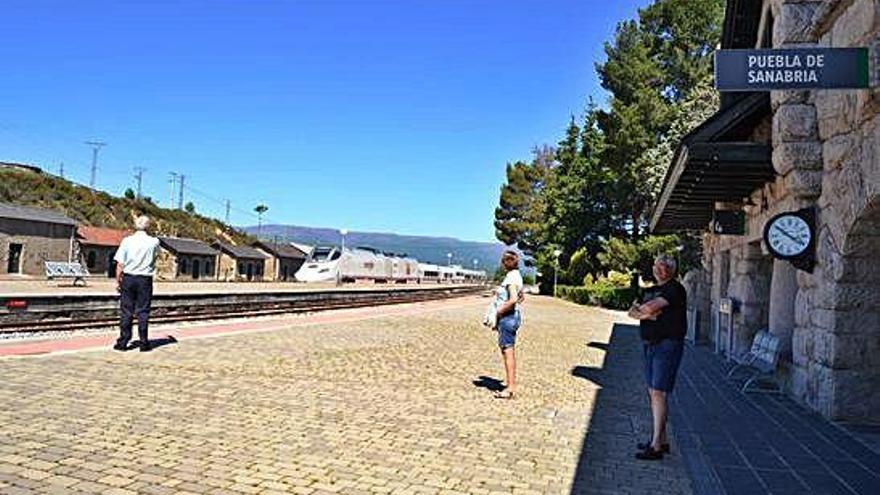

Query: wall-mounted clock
left=762, top=207, right=816, bottom=272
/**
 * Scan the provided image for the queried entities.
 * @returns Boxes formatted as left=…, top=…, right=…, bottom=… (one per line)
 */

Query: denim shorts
left=497, top=311, right=521, bottom=349
left=643, top=339, right=685, bottom=392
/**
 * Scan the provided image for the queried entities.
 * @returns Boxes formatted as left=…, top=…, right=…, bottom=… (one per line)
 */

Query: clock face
left=766, top=214, right=811, bottom=257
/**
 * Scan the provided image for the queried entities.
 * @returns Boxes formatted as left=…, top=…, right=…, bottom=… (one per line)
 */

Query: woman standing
left=493, top=250, right=523, bottom=399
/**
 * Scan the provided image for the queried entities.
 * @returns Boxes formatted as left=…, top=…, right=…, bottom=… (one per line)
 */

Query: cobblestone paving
left=0, top=296, right=692, bottom=494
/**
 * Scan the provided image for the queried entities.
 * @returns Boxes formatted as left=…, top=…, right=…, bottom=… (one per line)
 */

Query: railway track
left=0, top=285, right=487, bottom=334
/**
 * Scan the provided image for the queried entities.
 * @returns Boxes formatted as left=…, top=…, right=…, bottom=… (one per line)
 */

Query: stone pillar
left=769, top=259, right=798, bottom=359
left=728, top=243, right=772, bottom=356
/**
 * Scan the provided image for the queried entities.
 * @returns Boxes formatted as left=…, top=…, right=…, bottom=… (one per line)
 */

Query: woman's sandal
left=493, top=389, right=515, bottom=400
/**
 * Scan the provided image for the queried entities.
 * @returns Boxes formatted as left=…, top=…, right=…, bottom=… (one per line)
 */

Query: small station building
left=213, top=242, right=269, bottom=281
left=252, top=241, right=308, bottom=281
left=76, top=226, right=130, bottom=278
left=0, top=202, right=77, bottom=277
left=156, top=236, right=219, bottom=281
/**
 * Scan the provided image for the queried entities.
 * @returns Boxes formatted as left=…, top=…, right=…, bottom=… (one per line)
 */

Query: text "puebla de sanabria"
left=747, top=53, right=824, bottom=84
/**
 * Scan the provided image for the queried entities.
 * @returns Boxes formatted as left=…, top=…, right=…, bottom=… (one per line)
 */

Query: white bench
left=726, top=330, right=782, bottom=393
left=44, top=262, right=91, bottom=286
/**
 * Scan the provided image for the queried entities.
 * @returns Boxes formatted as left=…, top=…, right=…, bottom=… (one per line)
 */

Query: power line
left=84, top=141, right=106, bottom=188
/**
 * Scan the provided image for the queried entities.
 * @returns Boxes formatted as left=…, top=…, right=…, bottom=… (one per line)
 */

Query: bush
left=557, top=272, right=642, bottom=310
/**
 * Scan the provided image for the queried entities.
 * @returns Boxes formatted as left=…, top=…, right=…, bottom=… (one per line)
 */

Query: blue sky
left=1, top=0, right=649, bottom=242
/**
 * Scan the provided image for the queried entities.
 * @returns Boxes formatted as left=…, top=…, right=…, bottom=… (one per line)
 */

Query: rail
left=0, top=285, right=487, bottom=334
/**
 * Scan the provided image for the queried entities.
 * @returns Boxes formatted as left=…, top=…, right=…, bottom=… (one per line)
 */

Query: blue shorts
left=497, top=312, right=521, bottom=349
left=643, top=339, right=684, bottom=392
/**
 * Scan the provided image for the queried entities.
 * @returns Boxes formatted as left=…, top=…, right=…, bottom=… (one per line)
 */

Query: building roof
left=0, top=202, right=76, bottom=226
left=290, top=242, right=313, bottom=256
left=77, top=226, right=131, bottom=247
left=651, top=93, right=774, bottom=233
left=158, top=236, right=219, bottom=256
left=213, top=242, right=269, bottom=260
left=253, top=241, right=308, bottom=259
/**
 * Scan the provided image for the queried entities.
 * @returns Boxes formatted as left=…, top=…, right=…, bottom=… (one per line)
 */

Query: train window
left=311, top=247, right=333, bottom=262
left=364, top=262, right=374, bottom=269
left=331, top=251, right=341, bottom=261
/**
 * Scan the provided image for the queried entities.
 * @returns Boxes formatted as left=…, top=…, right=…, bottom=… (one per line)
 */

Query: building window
left=238, top=262, right=245, bottom=275
left=205, top=261, right=213, bottom=276
left=181, top=258, right=189, bottom=274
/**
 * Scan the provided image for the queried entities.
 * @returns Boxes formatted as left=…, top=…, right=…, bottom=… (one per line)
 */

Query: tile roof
left=158, top=236, right=219, bottom=256
left=77, top=226, right=131, bottom=247
left=213, top=242, right=269, bottom=259
left=253, top=241, right=307, bottom=259
left=0, top=202, right=76, bottom=226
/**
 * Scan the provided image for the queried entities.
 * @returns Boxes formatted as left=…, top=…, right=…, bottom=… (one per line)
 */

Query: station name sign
left=715, top=48, right=870, bottom=91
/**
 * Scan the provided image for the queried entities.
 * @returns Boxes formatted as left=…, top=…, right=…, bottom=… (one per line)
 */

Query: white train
left=294, top=245, right=486, bottom=284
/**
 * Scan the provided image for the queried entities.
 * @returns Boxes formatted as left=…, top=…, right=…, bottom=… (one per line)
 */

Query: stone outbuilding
left=252, top=241, right=308, bottom=281
left=156, top=237, right=219, bottom=281
left=652, top=0, right=880, bottom=422
left=0, top=202, right=77, bottom=277
left=213, top=242, right=269, bottom=281
left=76, top=226, right=130, bottom=278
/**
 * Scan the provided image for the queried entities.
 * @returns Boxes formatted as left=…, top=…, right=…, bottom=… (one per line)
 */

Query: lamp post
left=340, top=229, right=348, bottom=251
left=447, top=252, right=452, bottom=267
left=553, top=249, right=562, bottom=298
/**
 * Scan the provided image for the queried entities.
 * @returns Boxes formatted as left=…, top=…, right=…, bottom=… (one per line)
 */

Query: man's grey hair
left=134, top=215, right=151, bottom=231
left=655, top=254, right=678, bottom=275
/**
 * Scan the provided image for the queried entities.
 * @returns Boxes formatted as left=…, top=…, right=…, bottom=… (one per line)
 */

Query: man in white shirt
left=113, top=215, right=160, bottom=352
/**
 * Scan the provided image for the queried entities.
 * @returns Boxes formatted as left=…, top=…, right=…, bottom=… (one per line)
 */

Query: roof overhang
left=650, top=93, right=774, bottom=233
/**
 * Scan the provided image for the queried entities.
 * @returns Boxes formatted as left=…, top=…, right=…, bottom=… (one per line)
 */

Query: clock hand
left=774, top=226, right=802, bottom=244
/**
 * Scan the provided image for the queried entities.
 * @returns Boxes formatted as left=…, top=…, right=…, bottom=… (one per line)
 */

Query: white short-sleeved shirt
left=114, top=230, right=160, bottom=277
left=495, top=269, right=524, bottom=312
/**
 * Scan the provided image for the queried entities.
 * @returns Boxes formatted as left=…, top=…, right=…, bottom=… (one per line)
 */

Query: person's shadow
left=472, top=375, right=505, bottom=392
left=129, top=335, right=178, bottom=351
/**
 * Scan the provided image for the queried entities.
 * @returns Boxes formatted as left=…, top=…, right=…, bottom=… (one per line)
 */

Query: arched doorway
left=192, top=259, right=201, bottom=280
left=832, top=196, right=880, bottom=422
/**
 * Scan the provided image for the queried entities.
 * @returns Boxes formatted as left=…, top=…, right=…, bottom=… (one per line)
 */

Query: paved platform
left=671, top=343, right=880, bottom=495
left=0, top=296, right=692, bottom=495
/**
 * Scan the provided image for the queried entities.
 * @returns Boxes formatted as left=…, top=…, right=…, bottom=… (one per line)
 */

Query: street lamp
left=472, top=258, right=478, bottom=270
left=553, top=249, right=562, bottom=298
left=340, top=229, right=348, bottom=251
left=447, top=252, right=453, bottom=266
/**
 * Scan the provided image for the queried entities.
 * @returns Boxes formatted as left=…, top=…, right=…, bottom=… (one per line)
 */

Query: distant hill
left=245, top=224, right=509, bottom=270
left=0, top=165, right=253, bottom=245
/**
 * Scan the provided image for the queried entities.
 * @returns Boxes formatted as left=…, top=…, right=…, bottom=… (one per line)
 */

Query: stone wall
left=692, top=0, right=880, bottom=421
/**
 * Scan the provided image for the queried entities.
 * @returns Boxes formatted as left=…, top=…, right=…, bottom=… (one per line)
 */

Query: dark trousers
left=118, top=274, right=153, bottom=346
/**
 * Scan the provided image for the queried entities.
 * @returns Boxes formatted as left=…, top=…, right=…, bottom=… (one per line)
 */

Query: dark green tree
left=124, top=188, right=136, bottom=200
left=184, top=201, right=195, bottom=214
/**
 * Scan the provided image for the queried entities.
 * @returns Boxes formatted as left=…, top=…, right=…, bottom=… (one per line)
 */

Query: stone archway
left=832, top=196, right=880, bottom=422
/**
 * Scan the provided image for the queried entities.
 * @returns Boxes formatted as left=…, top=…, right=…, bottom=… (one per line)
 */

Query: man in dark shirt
left=628, top=254, right=687, bottom=460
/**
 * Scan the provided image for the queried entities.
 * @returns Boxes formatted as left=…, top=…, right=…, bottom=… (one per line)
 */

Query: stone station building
left=156, top=236, right=219, bottom=281
left=653, top=0, right=880, bottom=423
left=0, top=202, right=76, bottom=277
left=252, top=240, right=308, bottom=281
left=213, top=242, right=269, bottom=282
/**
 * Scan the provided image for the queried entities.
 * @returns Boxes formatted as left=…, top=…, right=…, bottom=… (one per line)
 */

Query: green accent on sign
left=857, top=47, right=870, bottom=88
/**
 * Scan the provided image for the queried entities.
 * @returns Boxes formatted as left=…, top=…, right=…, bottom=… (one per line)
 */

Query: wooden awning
left=650, top=93, right=774, bottom=233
